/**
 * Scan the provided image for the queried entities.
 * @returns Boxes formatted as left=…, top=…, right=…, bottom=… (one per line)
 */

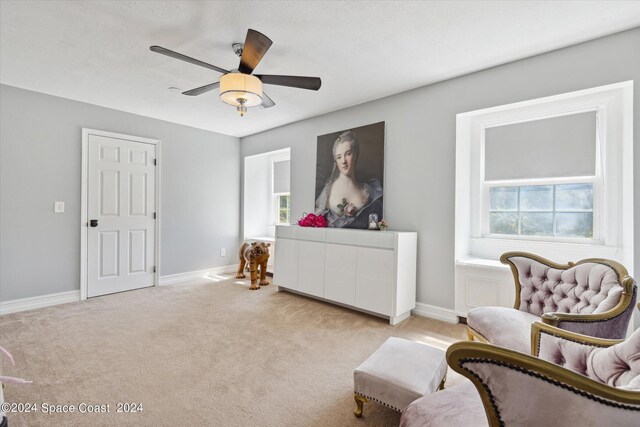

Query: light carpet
left=0, top=275, right=468, bottom=427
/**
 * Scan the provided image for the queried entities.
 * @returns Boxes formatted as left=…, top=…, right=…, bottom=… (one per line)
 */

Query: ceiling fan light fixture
left=219, top=73, right=263, bottom=114
left=151, top=29, right=322, bottom=114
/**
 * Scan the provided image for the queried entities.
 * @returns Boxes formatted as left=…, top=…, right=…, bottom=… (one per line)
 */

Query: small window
left=488, top=183, right=593, bottom=238
left=277, top=194, right=290, bottom=224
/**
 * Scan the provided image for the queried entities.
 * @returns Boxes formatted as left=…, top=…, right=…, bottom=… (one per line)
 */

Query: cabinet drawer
left=295, top=226, right=326, bottom=242
left=326, top=229, right=394, bottom=249
left=276, top=225, right=295, bottom=239
left=360, top=232, right=394, bottom=249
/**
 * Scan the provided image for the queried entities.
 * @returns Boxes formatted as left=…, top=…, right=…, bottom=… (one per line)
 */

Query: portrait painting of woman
left=314, top=122, right=385, bottom=229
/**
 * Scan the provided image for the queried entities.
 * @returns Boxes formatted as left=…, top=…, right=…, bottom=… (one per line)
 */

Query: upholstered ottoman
left=353, top=337, right=447, bottom=417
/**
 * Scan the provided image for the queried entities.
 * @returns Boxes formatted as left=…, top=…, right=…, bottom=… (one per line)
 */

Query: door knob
left=90, top=219, right=98, bottom=227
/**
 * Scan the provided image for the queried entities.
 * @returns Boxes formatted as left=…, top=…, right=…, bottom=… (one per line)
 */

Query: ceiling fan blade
left=260, top=92, right=276, bottom=108
left=255, top=75, right=321, bottom=91
left=150, top=46, right=229, bottom=74
left=182, top=82, right=220, bottom=96
left=238, top=29, right=273, bottom=74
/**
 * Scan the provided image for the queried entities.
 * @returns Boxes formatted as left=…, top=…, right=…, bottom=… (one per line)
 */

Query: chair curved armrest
left=530, top=321, right=624, bottom=356
left=447, top=341, right=640, bottom=427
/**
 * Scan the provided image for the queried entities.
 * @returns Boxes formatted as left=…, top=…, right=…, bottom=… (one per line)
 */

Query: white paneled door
left=87, top=134, right=156, bottom=297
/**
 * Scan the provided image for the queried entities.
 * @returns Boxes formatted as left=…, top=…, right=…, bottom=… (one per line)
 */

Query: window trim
left=455, top=81, right=633, bottom=266
left=266, top=150, right=291, bottom=227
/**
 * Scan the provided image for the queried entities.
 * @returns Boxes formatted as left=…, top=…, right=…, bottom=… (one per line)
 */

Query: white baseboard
left=0, top=266, right=237, bottom=315
left=159, top=265, right=237, bottom=286
left=412, top=302, right=460, bottom=324
left=0, top=290, right=81, bottom=315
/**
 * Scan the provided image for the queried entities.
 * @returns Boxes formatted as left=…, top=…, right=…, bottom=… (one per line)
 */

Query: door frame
left=80, top=128, right=161, bottom=300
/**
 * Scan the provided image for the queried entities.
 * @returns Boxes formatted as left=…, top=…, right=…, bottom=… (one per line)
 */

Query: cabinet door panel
left=324, top=244, right=357, bottom=305
left=297, top=241, right=325, bottom=297
left=274, top=239, right=298, bottom=290
left=356, top=247, right=394, bottom=315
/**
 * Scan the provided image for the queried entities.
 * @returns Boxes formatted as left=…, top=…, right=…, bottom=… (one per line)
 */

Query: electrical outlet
left=220, top=248, right=226, bottom=257
left=54, top=201, right=65, bottom=213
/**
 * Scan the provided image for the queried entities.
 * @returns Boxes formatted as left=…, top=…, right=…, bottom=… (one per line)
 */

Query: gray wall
left=0, top=85, right=240, bottom=301
left=241, top=28, right=640, bottom=317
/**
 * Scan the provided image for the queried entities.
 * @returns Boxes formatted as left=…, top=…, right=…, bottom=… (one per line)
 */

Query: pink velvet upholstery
left=510, top=258, right=623, bottom=316
left=402, top=318, right=640, bottom=427
left=353, top=337, right=447, bottom=412
left=537, top=327, right=640, bottom=390
left=399, top=382, right=487, bottom=427
left=467, top=307, right=539, bottom=354
left=462, top=359, right=640, bottom=426
left=468, top=254, right=636, bottom=353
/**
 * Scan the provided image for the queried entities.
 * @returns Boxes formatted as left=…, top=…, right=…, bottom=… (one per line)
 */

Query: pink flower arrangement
left=298, top=212, right=328, bottom=228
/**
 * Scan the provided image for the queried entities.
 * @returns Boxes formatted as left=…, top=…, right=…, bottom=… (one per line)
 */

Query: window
left=455, top=81, right=633, bottom=263
left=488, top=183, right=593, bottom=238
left=277, top=194, right=290, bottom=224
left=272, top=158, right=291, bottom=225
left=481, top=110, right=600, bottom=243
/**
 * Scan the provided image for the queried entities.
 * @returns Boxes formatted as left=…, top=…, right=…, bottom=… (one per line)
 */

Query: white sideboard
left=274, top=225, right=417, bottom=325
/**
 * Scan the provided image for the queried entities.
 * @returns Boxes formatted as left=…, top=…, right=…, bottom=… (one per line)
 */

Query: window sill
left=468, top=237, right=622, bottom=263
left=456, top=257, right=510, bottom=271
left=480, top=235, right=603, bottom=246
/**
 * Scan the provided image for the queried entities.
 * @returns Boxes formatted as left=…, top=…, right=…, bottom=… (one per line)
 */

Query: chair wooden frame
left=447, top=337, right=640, bottom=427
left=530, top=319, right=627, bottom=356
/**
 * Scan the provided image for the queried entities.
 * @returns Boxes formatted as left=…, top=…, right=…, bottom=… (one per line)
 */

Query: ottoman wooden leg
left=353, top=394, right=369, bottom=418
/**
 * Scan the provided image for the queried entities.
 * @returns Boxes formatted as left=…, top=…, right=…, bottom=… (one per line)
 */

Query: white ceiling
left=1, top=1, right=639, bottom=138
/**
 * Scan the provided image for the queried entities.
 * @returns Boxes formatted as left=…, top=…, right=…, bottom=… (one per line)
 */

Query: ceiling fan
left=150, top=29, right=322, bottom=117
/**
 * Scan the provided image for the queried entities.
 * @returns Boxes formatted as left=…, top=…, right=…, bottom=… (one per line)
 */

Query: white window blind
left=273, top=160, right=290, bottom=194
left=484, top=111, right=596, bottom=181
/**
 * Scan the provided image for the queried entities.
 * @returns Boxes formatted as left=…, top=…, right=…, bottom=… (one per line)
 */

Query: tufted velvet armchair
left=400, top=319, right=640, bottom=427
left=466, top=252, right=637, bottom=353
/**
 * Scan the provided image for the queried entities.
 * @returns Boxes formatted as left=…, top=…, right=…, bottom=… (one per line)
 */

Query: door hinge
left=153, top=266, right=156, bottom=273
left=153, top=158, right=157, bottom=166
left=153, top=212, right=157, bottom=219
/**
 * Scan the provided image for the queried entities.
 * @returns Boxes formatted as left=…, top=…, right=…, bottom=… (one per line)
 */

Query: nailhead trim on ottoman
left=354, top=337, right=447, bottom=414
